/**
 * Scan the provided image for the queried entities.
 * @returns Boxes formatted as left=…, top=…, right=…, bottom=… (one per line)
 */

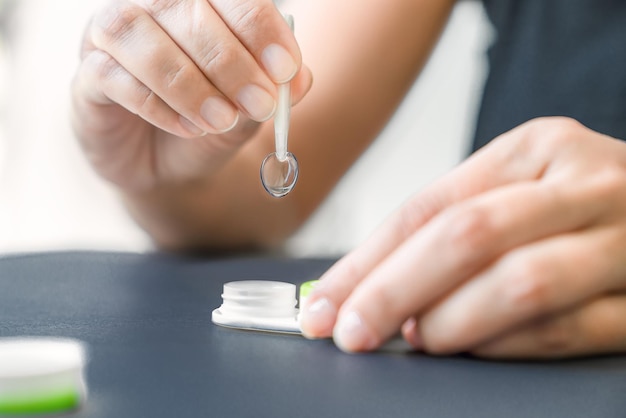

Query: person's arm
left=72, top=0, right=456, bottom=252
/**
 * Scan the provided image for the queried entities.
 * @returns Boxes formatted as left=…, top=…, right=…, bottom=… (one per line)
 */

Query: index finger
left=210, top=0, right=302, bottom=83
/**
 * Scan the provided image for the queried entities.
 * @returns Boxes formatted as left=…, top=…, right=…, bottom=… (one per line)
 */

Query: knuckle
left=336, top=258, right=362, bottom=283
left=442, top=205, right=494, bottom=257
left=507, top=117, right=583, bottom=158
left=85, top=50, right=120, bottom=83
left=525, top=116, right=582, bottom=136
left=200, top=42, right=240, bottom=74
left=501, top=259, right=551, bottom=314
left=544, top=118, right=583, bottom=146
left=396, top=200, right=428, bottom=238
left=395, top=191, right=444, bottom=239
left=162, top=62, right=197, bottom=92
left=531, top=117, right=583, bottom=150
left=323, top=256, right=365, bottom=298
left=135, top=88, right=162, bottom=121
left=139, top=0, right=184, bottom=18
left=93, top=2, right=143, bottom=46
left=227, top=2, right=273, bottom=36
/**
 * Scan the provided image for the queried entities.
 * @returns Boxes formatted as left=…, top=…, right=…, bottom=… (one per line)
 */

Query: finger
left=78, top=49, right=202, bottom=138
left=299, top=120, right=556, bottom=339
left=290, top=64, right=313, bottom=106
left=298, top=178, right=445, bottom=339
left=417, top=225, right=626, bottom=355
left=81, top=1, right=313, bottom=105
left=90, top=1, right=240, bottom=134
left=209, top=0, right=302, bottom=83
left=471, top=294, right=626, bottom=359
left=135, top=0, right=284, bottom=122
left=330, top=178, right=609, bottom=353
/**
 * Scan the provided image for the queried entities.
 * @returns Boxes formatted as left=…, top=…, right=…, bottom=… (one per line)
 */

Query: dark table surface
left=1, top=251, right=626, bottom=418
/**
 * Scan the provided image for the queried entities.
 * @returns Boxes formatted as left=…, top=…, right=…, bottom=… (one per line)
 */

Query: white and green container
left=0, top=338, right=87, bottom=415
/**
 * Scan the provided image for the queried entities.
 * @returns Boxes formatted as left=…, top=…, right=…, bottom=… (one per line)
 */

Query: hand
left=300, top=117, right=626, bottom=359
left=72, top=0, right=312, bottom=190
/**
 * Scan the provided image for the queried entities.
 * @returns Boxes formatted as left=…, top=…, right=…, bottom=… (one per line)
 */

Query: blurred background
left=0, top=0, right=491, bottom=257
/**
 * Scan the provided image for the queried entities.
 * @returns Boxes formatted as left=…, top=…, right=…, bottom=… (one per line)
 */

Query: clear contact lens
left=260, top=152, right=299, bottom=198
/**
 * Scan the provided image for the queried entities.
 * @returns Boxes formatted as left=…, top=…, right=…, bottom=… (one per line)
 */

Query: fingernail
left=300, top=297, right=336, bottom=339
left=402, top=317, right=423, bottom=350
left=261, top=44, right=297, bottom=83
left=333, top=311, right=378, bottom=353
left=179, top=115, right=205, bottom=136
left=200, top=96, right=239, bottom=132
left=236, top=84, right=276, bottom=122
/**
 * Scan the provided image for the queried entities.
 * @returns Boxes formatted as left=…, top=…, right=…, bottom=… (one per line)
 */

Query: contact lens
left=260, top=152, right=299, bottom=198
